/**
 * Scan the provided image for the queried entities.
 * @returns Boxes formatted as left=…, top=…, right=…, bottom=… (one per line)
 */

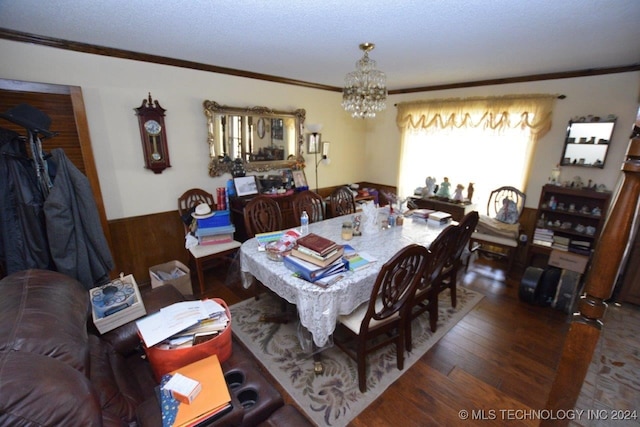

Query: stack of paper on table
left=136, top=299, right=227, bottom=348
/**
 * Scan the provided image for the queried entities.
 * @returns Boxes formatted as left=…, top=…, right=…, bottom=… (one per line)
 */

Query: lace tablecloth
left=240, top=210, right=449, bottom=347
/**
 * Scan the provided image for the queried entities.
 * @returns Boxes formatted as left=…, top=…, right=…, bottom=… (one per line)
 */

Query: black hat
left=0, top=103, right=56, bottom=138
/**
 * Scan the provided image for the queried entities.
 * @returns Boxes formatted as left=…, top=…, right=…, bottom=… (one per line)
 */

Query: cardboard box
left=91, top=274, right=146, bottom=334
left=150, top=260, right=193, bottom=296
left=548, top=250, right=589, bottom=274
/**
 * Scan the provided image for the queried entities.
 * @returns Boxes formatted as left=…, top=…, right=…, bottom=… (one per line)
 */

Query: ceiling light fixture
left=341, top=42, right=387, bottom=119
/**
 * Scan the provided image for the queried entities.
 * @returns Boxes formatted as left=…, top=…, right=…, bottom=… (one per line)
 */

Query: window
left=396, top=95, right=557, bottom=209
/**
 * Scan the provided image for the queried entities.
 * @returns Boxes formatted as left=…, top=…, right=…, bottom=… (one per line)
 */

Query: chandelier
left=341, top=43, right=387, bottom=119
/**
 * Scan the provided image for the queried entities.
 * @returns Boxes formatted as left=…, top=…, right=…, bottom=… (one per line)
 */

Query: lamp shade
left=306, top=123, right=323, bottom=133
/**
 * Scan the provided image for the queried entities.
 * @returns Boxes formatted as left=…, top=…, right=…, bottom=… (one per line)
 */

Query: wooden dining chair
left=292, top=190, right=325, bottom=225
left=334, top=244, right=428, bottom=392
left=243, top=195, right=283, bottom=238
left=328, top=186, right=356, bottom=217
left=437, top=211, right=480, bottom=308
left=405, top=224, right=460, bottom=351
left=242, top=194, right=293, bottom=320
left=177, top=188, right=241, bottom=295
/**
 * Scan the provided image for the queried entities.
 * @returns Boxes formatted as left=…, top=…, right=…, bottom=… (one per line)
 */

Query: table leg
left=313, top=343, right=324, bottom=375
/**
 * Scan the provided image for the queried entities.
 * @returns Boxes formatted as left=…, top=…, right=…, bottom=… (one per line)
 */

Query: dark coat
left=0, top=128, right=52, bottom=274
left=44, top=148, right=113, bottom=288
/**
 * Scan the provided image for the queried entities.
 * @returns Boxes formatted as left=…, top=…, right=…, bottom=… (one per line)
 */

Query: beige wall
left=2, top=39, right=638, bottom=217
left=364, top=72, right=640, bottom=208
left=0, top=40, right=365, bottom=219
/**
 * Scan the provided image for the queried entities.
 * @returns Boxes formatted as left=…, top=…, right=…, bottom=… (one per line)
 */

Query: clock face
left=144, top=119, right=162, bottom=135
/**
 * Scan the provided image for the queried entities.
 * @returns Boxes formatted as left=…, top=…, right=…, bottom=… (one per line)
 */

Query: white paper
left=136, top=300, right=211, bottom=347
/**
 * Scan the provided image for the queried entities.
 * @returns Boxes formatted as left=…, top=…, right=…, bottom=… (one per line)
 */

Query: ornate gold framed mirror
left=203, top=100, right=306, bottom=176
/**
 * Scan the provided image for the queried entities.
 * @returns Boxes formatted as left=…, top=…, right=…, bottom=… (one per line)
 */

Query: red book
left=296, top=233, right=338, bottom=256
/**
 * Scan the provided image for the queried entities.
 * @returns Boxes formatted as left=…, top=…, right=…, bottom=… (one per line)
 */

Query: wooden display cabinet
left=408, top=197, right=476, bottom=222
left=527, top=184, right=611, bottom=267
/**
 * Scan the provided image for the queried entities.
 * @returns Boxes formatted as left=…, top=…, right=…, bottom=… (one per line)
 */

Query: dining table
left=239, top=207, right=453, bottom=349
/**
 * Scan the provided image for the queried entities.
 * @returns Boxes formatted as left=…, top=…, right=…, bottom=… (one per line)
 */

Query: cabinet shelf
left=527, top=184, right=611, bottom=268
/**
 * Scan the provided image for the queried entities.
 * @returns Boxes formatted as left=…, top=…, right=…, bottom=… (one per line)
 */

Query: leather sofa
left=0, top=269, right=312, bottom=426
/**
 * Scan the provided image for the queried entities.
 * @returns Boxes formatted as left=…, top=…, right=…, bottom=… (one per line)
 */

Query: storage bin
left=149, top=260, right=192, bottom=296
left=196, top=210, right=231, bottom=228
left=144, top=298, right=232, bottom=381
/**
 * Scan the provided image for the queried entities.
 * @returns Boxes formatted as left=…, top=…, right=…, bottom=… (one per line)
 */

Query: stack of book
left=291, top=233, right=344, bottom=267
left=427, top=211, right=452, bottom=225
left=552, top=235, right=570, bottom=251
left=343, top=244, right=375, bottom=272
left=283, top=233, right=346, bottom=284
left=195, top=210, right=236, bottom=245
left=569, top=239, right=591, bottom=255
left=533, top=228, right=554, bottom=247
left=410, top=209, right=435, bottom=220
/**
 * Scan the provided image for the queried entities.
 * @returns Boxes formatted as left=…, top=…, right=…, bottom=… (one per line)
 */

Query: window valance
left=396, top=94, right=557, bottom=137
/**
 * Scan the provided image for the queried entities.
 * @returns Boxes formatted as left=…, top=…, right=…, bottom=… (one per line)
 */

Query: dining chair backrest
left=449, top=211, right=480, bottom=267
left=177, top=188, right=215, bottom=234
left=243, top=195, right=283, bottom=238
left=292, top=190, right=325, bottom=225
left=329, top=186, right=356, bottom=217
left=364, top=244, right=429, bottom=326
left=487, top=186, right=526, bottom=224
left=424, top=224, right=460, bottom=286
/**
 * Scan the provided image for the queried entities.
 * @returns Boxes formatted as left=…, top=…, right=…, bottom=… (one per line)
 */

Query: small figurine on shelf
left=424, top=176, right=437, bottom=197
left=467, top=182, right=474, bottom=203
left=453, top=183, right=465, bottom=202
left=436, top=177, right=451, bottom=199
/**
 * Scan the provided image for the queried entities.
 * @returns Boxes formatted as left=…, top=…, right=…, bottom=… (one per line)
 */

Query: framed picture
left=292, top=170, right=308, bottom=188
left=307, top=133, right=321, bottom=154
left=234, top=175, right=259, bottom=197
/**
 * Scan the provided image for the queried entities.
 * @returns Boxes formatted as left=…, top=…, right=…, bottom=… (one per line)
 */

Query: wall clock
left=134, top=93, right=171, bottom=174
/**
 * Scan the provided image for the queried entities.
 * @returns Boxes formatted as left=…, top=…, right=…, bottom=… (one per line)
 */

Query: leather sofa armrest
left=97, top=284, right=186, bottom=355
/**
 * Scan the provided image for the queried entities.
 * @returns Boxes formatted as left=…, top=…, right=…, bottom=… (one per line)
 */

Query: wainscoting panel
left=108, top=210, right=188, bottom=285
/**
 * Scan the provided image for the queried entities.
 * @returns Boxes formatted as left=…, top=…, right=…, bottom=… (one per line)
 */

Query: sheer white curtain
left=396, top=94, right=557, bottom=209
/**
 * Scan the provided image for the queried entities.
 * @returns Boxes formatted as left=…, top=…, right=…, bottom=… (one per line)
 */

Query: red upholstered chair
left=334, top=244, right=428, bottom=392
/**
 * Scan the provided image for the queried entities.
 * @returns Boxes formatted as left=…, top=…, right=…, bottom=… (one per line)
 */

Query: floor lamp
left=306, top=124, right=327, bottom=192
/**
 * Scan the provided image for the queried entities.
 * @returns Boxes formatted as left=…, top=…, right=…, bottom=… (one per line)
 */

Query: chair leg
left=405, top=316, right=413, bottom=352
left=397, top=327, right=405, bottom=371
left=357, top=339, right=367, bottom=393
left=429, top=297, right=438, bottom=333
left=450, top=270, right=458, bottom=308
left=195, top=259, right=206, bottom=295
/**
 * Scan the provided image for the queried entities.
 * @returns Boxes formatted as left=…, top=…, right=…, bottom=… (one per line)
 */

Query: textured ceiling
left=1, top=0, right=639, bottom=91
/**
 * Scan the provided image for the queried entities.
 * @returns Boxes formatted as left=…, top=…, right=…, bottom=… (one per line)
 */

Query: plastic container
left=300, top=211, right=309, bottom=235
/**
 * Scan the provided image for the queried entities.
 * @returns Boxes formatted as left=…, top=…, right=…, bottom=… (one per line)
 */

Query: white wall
left=0, top=40, right=365, bottom=219
left=2, top=39, right=638, bottom=217
left=364, top=72, right=640, bottom=208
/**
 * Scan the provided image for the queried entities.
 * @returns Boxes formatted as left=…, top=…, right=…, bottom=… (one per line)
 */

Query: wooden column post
left=542, top=137, right=640, bottom=426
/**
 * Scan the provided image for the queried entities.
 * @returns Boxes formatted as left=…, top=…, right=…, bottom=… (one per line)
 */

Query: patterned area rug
left=230, top=287, right=483, bottom=427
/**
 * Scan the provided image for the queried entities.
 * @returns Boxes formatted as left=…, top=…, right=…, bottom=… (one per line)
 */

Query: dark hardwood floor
left=199, top=256, right=573, bottom=426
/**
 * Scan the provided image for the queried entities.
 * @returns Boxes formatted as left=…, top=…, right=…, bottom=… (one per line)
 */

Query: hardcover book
left=291, top=246, right=344, bottom=268
left=296, top=233, right=338, bottom=256
left=283, top=255, right=346, bottom=283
